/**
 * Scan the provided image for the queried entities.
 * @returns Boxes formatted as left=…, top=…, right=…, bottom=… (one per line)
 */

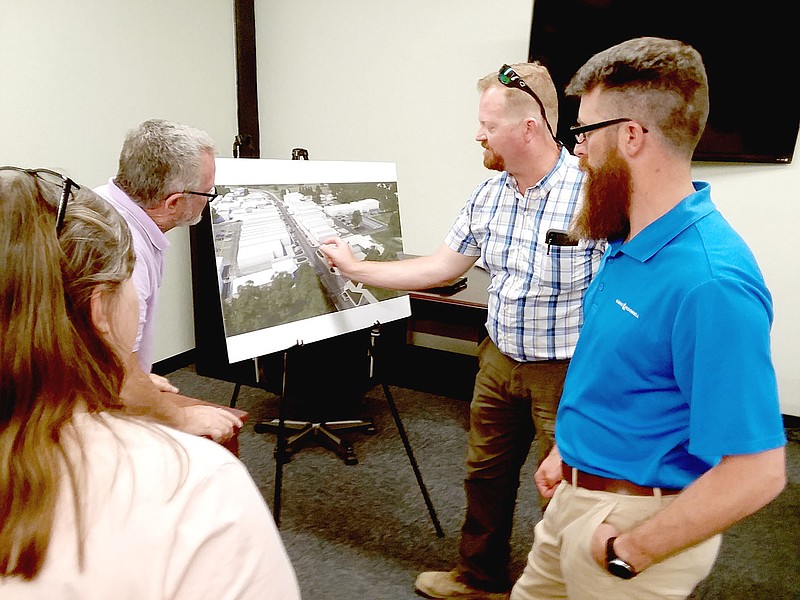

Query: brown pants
left=457, top=338, right=569, bottom=592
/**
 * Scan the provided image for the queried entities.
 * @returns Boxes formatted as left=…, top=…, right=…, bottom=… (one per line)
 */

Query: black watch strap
left=605, top=536, right=638, bottom=579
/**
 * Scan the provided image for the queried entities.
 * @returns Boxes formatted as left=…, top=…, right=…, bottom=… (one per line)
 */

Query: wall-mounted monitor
left=528, top=0, right=799, bottom=163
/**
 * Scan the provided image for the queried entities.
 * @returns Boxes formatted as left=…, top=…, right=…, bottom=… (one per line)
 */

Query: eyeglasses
left=0, top=166, right=80, bottom=235
left=181, top=187, right=219, bottom=202
left=569, top=118, right=649, bottom=144
left=497, top=64, right=558, bottom=143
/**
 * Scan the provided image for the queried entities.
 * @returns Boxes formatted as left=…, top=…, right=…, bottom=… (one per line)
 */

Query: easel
left=228, top=146, right=377, bottom=466
left=366, top=322, right=444, bottom=538
left=245, top=323, right=443, bottom=536
left=210, top=147, right=442, bottom=534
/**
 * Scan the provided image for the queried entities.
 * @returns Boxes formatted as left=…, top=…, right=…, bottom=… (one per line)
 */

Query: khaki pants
left=511, top=481, right=721, bottom=599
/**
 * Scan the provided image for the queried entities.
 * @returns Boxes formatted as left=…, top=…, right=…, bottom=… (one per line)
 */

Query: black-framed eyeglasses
left=181, top=187, right=219, bottom=202
left=0, top=166, right=80, bottom=235
left=569, top=118, right=649, bottom=144
left=497, top=64, right=558, bottom=143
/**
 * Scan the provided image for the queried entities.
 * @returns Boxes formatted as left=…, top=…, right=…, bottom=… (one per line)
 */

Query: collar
left=505, top=146, right=574, bottom=196
left=608, top=181, right=715, bottom=262
left=104, top=178, right=170, bottom=252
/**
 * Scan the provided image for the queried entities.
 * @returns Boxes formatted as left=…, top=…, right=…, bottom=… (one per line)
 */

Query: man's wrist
left=606, top=536, right=637, bottom=578
left=611, top=534, right=651, bottom=574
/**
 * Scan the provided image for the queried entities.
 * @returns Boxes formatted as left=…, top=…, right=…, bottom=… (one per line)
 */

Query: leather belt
left=562, top=462, right=681, bottom=496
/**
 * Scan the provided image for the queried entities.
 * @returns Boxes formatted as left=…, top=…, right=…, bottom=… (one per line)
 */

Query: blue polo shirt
left=556, top=182, right=786, bottom=489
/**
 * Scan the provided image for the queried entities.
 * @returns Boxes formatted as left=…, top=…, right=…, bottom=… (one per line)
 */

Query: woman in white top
left=0, top=167, right=300, bottom=599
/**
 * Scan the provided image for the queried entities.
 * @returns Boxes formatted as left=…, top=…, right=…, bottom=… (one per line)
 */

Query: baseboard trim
left=152, top=349, right=196, bottom=376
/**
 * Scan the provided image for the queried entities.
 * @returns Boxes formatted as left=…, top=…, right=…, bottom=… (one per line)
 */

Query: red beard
left=482, top=143, right=506, bottom=172
left=571, top=148, right=632, bottom=241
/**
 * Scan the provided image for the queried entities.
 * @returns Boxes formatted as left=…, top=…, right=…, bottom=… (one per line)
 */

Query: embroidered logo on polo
left=615, top=299, right=639, bottom=319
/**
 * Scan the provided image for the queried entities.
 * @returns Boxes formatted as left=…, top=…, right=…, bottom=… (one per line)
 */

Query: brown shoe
left=414, top=570, right=510, bottom=600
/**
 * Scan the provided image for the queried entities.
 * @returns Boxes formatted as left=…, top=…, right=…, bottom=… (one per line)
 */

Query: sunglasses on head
left=0, top=166, right=80, bottom=235
left=497, top=64, right=558, bottom=143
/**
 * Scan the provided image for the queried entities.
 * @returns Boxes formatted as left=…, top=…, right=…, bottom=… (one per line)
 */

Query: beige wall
left=0, top=0, right=238, bottom=363
left=254, top=0, right=799, bottom=415
left=2, top=1, right=797, bottom=415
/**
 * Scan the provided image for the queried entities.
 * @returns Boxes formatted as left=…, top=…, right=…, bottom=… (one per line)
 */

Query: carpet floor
left=165, top=364, right=800, bottom=600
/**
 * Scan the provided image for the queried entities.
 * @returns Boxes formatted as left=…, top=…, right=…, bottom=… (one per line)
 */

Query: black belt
left=562, top=462, right=681, bottom=496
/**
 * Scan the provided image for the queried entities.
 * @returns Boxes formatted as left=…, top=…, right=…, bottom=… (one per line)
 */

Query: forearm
left=119, top=354, right=242, bottom=442
left=345, top=244, right=476, bottom=290
left=120, top=355, right=185, bottom=428
left=616, top=447, right=786, bottom=570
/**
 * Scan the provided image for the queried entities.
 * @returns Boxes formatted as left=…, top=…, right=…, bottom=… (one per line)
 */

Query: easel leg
left=272, top=348, right=291, bottom=527
left=229, top=382, right=241, bottom=408
left=371, top=325, right=444, bottom=538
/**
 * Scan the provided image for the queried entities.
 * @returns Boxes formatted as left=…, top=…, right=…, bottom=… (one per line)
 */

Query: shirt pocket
left=535, top=240, right=599, bottom=292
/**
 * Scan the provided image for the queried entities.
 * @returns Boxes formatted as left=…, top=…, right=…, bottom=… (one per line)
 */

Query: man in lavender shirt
left=95, top=119, right=240, bottom=442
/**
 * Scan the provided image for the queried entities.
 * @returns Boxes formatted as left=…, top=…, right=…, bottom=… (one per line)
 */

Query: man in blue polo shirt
left=511, top=37, right=787, bottom=600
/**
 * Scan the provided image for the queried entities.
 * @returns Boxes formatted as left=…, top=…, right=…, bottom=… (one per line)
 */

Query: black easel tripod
left=260, top=324, right=444, bottom=536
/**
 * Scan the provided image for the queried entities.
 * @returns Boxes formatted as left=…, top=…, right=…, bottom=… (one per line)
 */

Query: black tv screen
left=528, top=0, right=799, bottom=163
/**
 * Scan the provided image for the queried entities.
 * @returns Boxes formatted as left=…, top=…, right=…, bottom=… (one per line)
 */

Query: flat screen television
left=528, top=0, right=799, bottom=163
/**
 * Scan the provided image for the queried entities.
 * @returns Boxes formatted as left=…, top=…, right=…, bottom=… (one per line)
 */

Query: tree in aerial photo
left=222, top=264, right=334, bottom=337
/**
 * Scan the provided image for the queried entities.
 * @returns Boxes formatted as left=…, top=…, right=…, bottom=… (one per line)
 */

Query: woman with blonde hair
left=0, top=167, right=300, bottom=599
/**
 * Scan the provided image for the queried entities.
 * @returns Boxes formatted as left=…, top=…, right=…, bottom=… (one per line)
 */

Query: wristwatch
left=605, top=536, right=638, bottom=579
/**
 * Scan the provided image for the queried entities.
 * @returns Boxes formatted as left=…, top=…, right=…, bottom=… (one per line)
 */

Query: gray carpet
left=165, top=365, right=800, bottom=600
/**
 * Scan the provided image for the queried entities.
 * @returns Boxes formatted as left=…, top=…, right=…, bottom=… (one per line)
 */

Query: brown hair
left=566, top=37, right=709, bottom=157
left=0, top=170, right=134, bottom=578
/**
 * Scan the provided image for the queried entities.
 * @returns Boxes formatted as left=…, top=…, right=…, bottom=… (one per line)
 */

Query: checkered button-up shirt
left=444, top=149, right=605, bottom=362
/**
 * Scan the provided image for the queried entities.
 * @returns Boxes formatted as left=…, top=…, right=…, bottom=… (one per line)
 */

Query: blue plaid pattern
left=445, top=149, right=605, bottom=361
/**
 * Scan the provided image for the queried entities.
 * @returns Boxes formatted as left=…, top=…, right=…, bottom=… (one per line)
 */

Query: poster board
left=210, top=158, right=411, bottom=363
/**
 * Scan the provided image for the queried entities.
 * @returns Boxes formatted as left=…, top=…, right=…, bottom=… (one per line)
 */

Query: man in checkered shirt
left=320, top=63, right=605, bottom=600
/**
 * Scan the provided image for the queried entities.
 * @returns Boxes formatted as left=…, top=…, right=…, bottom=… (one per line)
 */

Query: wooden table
left=406, top=263, right=490, bottom=354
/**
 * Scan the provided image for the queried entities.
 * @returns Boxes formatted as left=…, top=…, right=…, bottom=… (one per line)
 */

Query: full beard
left=570, top=148, right=632, bottom=242
left=482, top=143, right=506, bottom=172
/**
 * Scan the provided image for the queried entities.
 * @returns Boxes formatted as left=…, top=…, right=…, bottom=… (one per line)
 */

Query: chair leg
left=255, top=418, right=376, bottom=465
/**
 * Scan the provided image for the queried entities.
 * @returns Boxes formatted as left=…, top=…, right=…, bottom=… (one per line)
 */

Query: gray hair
left=478, top=62, right=559, bottom=132
left=566, top=37, right=709, bottom=157
left=114, top=119, right=216, bottom=209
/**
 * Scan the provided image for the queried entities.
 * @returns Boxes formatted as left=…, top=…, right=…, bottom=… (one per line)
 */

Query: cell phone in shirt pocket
left=545, top=228, right=579, bottom=254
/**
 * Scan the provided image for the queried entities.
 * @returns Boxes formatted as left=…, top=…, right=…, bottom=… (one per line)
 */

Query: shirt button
left=599, top=284, right=605, bottom=291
